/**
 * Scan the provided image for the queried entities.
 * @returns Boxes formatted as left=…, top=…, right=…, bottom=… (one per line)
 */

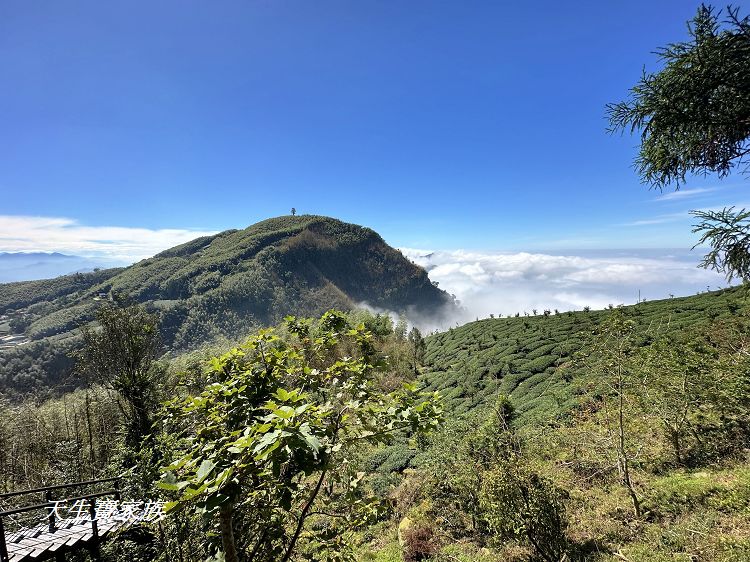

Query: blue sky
left=0, top=1, right=747, bottom=308
left=3, top=0, right=748, bottom=250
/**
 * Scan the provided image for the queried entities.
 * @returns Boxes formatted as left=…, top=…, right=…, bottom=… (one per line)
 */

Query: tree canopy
left=609, top=5, right=750, bottom=281
left=75, top=298, right=162, bottom=449
left=159, top=310, right=441, bottom=562
left=607, top=5, right=750, bottom=188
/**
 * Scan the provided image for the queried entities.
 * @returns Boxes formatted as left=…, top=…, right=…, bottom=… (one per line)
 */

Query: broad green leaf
left=299, top=423, right=322, bottom=454
left=195, top=459, right=216, bottom=484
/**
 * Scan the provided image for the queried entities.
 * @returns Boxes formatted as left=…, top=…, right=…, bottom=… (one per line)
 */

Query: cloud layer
left=0, top=215, right=731, bottom=324
left=0, top=215, right=218, bottom=261
left=401, top=247, right=729, bottom=321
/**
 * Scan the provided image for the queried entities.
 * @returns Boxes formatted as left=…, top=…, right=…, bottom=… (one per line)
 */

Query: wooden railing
left=0, top=478, right=121, bottom=562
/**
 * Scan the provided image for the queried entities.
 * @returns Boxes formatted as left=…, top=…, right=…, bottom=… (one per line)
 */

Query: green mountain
left=0, top=215, right=455, bottom=395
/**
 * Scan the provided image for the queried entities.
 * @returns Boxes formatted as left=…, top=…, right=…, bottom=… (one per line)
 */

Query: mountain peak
left=1, top=216, right=456, bottom=356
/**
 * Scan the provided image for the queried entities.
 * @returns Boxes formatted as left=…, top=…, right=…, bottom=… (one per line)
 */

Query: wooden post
left=0, top=516, right=9, bottom=562
left=89, top=498, right=99, bottom=540
left=87, top=543, right=102, bottom=562
left=88, top=498, right=101, bottom=561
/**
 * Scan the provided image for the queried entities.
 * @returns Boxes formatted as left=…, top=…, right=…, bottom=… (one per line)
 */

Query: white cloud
left=0, top=215, right=218, bottom=262
left=0, top=215, right=732, bottom=328
left=656, top=187, right=717, bottom=202
left=621, top=212, right=688, bottom=226
left=400, top=247, right=729, bottom=320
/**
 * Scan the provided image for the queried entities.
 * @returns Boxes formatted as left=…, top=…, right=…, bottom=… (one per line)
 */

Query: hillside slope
left=362, top=287, right=750, bottom=562
left=0, top=215, right=455, bottom=394
left=421, top=286, right=747, bottom=424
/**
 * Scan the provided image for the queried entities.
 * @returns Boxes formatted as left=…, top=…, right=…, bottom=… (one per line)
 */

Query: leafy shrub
left=401, top=524, right=437, bottom=562
left=480, top=463, right=569, bottom=562
left=379, top=445, right=417, bottom=474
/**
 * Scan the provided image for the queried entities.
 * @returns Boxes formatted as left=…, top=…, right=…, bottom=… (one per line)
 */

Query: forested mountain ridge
left=0, top=215, right=455, bottom=395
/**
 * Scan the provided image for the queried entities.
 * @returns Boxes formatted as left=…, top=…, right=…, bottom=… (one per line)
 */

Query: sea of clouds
left=400, top=247, right=730, bottom=325
left=0, top=215, right=733, bottom=331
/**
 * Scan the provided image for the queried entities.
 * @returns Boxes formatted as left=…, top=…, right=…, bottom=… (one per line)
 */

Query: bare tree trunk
left=618, top=364, right=641, bottom=517
left=219, top=504, right=239, bottom=562
left=280, top=464, right=329, bottom=562
left=667, top=426, right=682, bottom=465
left=280, top=417, right=343, bottom=562
left=85, top=390, right=96, bottom=476
left=73, top=410, right=83, bottom=481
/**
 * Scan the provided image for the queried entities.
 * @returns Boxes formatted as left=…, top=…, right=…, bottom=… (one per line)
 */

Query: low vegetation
left=1, top=287, right=749, bottom=561
left=421, top=286, right=745, bottom=423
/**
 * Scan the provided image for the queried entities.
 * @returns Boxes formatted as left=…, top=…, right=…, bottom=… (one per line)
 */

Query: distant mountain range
left=0, top=215, right=457, bottom=394
left=0, top=252, right=127, bottom=283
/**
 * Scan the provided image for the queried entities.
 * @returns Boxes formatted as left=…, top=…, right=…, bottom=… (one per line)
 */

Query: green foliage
left=348, top=309, right=395, bottom=338
left=360, top=541, right=403, bottom=562
left=75, top=299, right=162, bottom=450
left=576, top=309, right=645, bottom=517
left=692, top=207, right=750, bottom=281
left=368, top=444, right=417, bottom=474
left=415, top=397, right=529, bottom=543
left=421, top=287, right=747, bottom=425
left=649, top=471, right=735, bottom=515
left=631, top=312, right=750, bottom=467
left=2, top=290, right=750, bottom=562
left=0, top=337, right=77, bottom=396
left=5, top=285, right=750, bottom=562
left=407, top=327, right=426, bottom=375
left=0, top=386, right=122, bottom=491
left=638, top=331, right=715, bottom=465
left=0, top=268, right=121, bottom=315
left=160, top=310, right=442, bottom=562
left=607, top=5, right=750, bottom=188
left=118, top=215, right=451, bottom=347
left=0, top=215, right=454, bottom=395
left=608, top=5, right=750, bottom=285
left=479, top=464, right=568, bottom=562
left=413, top=394, right=568, bottom=561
